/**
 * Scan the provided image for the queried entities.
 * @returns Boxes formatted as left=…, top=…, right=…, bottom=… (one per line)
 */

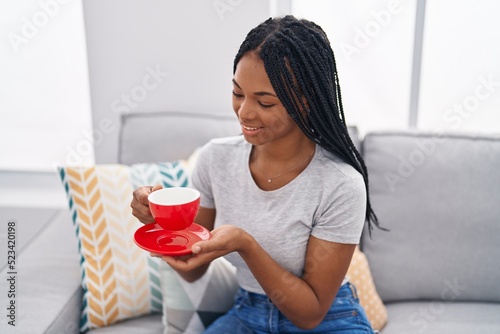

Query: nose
left=236, top=99, right=256, bottom=122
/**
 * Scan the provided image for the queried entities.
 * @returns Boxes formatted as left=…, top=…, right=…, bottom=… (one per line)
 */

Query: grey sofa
left=2, top=111, right=499, bottom=334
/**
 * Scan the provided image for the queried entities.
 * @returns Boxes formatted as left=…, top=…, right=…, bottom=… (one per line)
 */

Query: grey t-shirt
left=191, top=136, right=366, bottom=294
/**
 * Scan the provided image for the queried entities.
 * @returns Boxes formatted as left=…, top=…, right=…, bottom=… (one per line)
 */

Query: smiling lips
left=241, top=124, right=262, bottom=132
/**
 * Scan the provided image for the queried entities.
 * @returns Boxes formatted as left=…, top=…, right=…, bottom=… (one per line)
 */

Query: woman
left=132, top=15, right=381, bottom=333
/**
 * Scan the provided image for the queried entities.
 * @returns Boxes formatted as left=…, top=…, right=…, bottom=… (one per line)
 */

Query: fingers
left=161, top=255, right=198, bottom=272
left=153, top=250, right=217, bottom=274
left=192, top=241, right=213, bottom=254
left=150, top=253, right=193, bottom=262
left=191, top=225, right=246, bottom=255
left=131, top=206, right=154, bottom=224
left=161, top=255, right=182, bottom=266
left=191, top=239, right=222, bottom=255
left=190, top=227, right=225, bottom=254
left=150, top=253, right=195, bottom=272
left=192, top=244, right=202, bottom=254
left=131, top=184, right=162, bottom=224
left=135, top=184, right=162, bottom=205
left=152, top=184, right=163, bottom=192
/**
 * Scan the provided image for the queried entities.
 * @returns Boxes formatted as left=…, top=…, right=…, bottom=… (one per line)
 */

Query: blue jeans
left=202, top=282, right=374, bottom=334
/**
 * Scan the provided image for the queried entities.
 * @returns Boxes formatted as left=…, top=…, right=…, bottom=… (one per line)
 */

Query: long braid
left=234, top=16, right=385, bottom=234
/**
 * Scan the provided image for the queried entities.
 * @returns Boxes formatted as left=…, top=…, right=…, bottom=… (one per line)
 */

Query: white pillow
left=160, top=257, right=239, bottom=334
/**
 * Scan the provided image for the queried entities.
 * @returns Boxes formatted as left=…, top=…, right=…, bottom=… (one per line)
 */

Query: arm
left=165, top=225, right=356, bottom=330
left=240, top=233, right=356, bottom=329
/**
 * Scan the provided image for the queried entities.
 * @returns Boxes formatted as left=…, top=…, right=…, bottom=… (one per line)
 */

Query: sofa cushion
left=118, top=111, right=241, bottom=165
left=59, top=161, right=190, bottom=332
left=88, top=314, right=163, bottom=334
left=381, top=301, right=500, bottom=334
left=361, top=131, right=500, bottom=303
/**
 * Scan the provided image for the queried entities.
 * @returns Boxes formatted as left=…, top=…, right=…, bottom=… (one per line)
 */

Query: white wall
left=82, top=0, right=271, bottom=164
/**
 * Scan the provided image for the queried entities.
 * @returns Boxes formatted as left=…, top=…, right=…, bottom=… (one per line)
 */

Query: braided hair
left=234, top=15, right=384, bottom=234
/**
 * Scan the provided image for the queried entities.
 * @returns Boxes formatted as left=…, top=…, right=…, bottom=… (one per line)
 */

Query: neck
left=250, top=136, right=316, bottom=184
left=252, top=136, right=315, bottom=163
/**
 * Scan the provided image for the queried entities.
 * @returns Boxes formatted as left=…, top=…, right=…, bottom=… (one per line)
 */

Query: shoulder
left=208, top=135, right=247, bottom=148
left=314, top=146, right=364, bottom=183
left=309, top=147, right=366, bottom=205
left=195, top=135, right=248, bottom=167
left=310, top=148, right=367, bottom=241
left=200, top=135, right=247, bottom=153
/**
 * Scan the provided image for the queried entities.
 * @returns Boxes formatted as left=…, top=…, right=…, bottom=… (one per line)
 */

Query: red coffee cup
left=148, top=187, right=200, bottom=230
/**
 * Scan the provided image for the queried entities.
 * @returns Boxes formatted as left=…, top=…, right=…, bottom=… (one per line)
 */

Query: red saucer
left=134, top=223, right=211, bottom=256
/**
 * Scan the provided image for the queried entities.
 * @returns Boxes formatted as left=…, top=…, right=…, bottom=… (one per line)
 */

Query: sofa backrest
left=119, top=111, right=241, bottom=164
left=119, top=111, right=360, bottom=164
left=361, top=131, right=500, bottom=304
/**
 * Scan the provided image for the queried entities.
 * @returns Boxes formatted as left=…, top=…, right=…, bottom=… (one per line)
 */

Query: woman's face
left=232, top=53, right=302, bottom=147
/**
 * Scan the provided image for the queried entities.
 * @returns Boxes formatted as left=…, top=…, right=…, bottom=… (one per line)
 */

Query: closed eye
left=232, top=91, right=244, bottom=98
left=258, top=102, right=275, bottom=109
left=233, top=90, right=275, bottom=108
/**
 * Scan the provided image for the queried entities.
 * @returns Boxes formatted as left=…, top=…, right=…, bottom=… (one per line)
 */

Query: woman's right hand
left=131, top=184, right=163, bottom=224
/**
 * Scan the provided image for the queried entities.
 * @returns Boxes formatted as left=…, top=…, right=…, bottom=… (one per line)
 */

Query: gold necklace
left=257, top=148, right=315, bottom=183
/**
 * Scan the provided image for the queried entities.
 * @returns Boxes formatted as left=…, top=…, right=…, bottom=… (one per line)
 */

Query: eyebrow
left=232, top=79, right=277, bottom=98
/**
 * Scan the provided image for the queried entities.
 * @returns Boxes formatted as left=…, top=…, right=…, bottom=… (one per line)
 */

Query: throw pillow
left=160, top=257, right=239, bottom=334
left=59, top=161, right=189, bottom=332
left=346, top=247, right=388, bottom=331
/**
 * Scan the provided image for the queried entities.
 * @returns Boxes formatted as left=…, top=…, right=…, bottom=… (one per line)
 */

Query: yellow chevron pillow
left=346, top=247, right=388, bottom=331
left=59, top=161, right=189, bottom=332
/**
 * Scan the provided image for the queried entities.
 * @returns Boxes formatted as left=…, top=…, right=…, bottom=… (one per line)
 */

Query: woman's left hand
left=160, top=225, right=248, bottom=272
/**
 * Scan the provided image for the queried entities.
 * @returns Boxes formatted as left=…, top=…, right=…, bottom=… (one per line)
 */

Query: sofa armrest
left=0, top=208, right=81, bottom=334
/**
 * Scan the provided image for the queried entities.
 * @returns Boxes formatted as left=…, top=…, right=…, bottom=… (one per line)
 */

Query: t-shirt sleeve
left=190, top=142, right=215, bottom=209
left=311, top=174, right=367, bottom=244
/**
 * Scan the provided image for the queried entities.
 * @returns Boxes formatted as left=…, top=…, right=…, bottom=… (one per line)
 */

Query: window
left=292, top=0, right=500, bottom=135
left=417, top=0, right=500, bottom=134
left=0, top=0, right=93, bottom=171
left=293, top=0, right=417, bottom=135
